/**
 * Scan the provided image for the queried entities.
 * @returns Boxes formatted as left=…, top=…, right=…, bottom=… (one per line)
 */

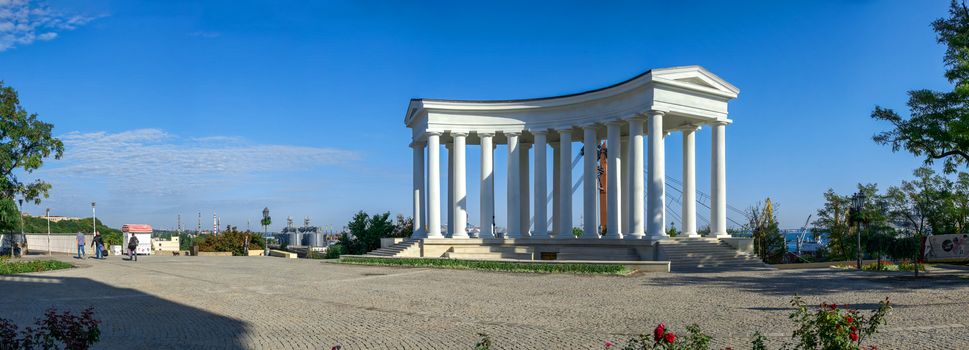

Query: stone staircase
left=443, top=245, right=534, bottom=260
left=365, top=239, right=421, bottom=257
left=657, top=238, right=773, bottom=273
left=555, top=246, right=643, bottom=261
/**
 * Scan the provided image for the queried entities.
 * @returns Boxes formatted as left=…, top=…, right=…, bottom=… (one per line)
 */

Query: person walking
left=91, top=232, right=104, bottom=259
left=127, top=235, right=139, bottom=261
left=243, top=235, right=250, bottom=256
left=75, top=231, right=86, bottom=259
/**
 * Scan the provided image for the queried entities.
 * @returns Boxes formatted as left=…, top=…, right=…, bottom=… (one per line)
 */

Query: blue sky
left=0, top=0, right=953, bottom=231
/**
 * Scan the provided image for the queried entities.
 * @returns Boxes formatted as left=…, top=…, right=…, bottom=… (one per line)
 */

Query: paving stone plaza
left=3, top=256, right=968, bottom=349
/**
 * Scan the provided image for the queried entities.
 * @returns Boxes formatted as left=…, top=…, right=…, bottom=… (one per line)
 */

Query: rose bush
left=473, top=296, right=891, bottom=349
left=0, top=307, right=101, bottom=350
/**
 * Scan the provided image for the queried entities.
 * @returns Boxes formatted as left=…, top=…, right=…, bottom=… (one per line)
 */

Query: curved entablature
left=405, top=65, right=739, bottom=143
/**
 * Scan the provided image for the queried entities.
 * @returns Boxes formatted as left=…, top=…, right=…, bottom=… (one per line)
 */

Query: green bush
left=0, top=307, right=101, bottom=350
left=0, top=260, right=72, bottom=275
left=196, top=231, right=264, bottom=256
left=178, top=233, right=196, bottom=251
left=339, top=256, right=631, bottom=275
left=323, top=244, right=344, bottom=259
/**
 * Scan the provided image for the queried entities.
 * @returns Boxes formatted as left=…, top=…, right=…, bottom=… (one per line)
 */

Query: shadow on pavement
left=0, top=274, right=250, bottom=349
left=643, top=269, right=969, bottom=297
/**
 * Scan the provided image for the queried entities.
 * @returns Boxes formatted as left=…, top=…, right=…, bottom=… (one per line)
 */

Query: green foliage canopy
left=196, top=230, right=264, bottom=256
left=0, top=198, right=19, bottom=233
left=0, top=82, right=65, bottom=203
left=872, top=1, right=969, bottom=173
left=338, top=211, right=395, bottom=255
left=746, top=198, right=787, bottom=263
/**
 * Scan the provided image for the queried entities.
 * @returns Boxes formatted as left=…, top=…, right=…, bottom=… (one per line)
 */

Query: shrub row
left=0, top=260, right=73, bottom=275
left=339, top=256, right=631, bottom=275
left=832, top=260, right=926, bottom=272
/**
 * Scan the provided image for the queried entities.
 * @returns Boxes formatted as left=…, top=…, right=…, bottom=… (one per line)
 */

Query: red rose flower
left=664, top=331, right=676, bottom=344
left=849, top=332, right=859, bottom=342
left=850, top=326, right=858, bottom=333
left=604, top=340, right=614, bottom=348
left=831, top=303, right=838, bottom=310
left=845, top=316, right=854, bottom=324
left=654, top=323, right=665, bottom=342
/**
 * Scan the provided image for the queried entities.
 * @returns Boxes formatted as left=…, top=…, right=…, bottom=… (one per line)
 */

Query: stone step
left=451, top=246, right=533, bottom=254
left=665, top=253, right=759, bottom=259
left=365, top=240, right=420, bottom=257
left=557, top=254, right=641, bottom=261
left=445, top=252, right=533, bottom=260
left=658, top=239, right=773, bottom=272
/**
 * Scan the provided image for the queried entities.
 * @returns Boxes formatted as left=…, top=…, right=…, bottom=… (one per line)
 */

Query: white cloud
left=0, top=0, right=98, bottom=52
left=45, top=128, right=361, bottom=197
left=189, top=31, right=220, bottom=38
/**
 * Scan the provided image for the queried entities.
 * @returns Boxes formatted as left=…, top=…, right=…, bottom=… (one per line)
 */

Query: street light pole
left=16, top=199, right=23, bottom=258
left=46, top=208, right=51, bottom=256
left=91, top=202, right=96, bottom=235
left=850, top=192, right=866, bottom=270
left=262, top=207, right=270, bottom=256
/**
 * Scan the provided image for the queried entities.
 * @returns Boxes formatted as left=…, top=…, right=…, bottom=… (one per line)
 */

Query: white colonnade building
left=404, top=66, right=739, bottom=258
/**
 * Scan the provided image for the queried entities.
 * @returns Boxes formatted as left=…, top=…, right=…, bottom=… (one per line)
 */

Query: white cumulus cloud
left=0, top=0, right=99, bottom=52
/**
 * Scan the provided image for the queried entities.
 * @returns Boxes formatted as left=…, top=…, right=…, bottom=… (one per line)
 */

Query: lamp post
left=262, top=207, right=270, bottom=256
left=850, top=192, right=866, bottom=270
left=15, top=199, right=23, bottom=258
left=46, top=208, right=51, bottom=256
left=91, top=202, right=96, bottom=235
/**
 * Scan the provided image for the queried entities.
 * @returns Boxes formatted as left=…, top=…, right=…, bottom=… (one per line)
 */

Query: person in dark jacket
left=91, top=232, right=105, bottom=259
left=127, top=235, right=139, bottom=261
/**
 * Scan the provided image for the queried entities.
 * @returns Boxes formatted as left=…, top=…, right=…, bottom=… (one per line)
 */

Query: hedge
left=339, top=256, right=631, bottom=275
left=0, top=260, right=73, bottom=275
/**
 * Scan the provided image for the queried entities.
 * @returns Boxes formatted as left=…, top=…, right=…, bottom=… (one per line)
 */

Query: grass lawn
left=339, top=256, right=632, bottom=275
left=0, top=259, right=73, bottom=275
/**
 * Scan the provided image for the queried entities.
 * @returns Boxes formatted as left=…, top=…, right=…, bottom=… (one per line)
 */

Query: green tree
left=885, top=171, right=935, bottom=238
left=747, top=198, right=786, bottom=263
left=196, top=230, right=264, bottom=256
left=814, top=189, right=853, bottom=260
left=952, top=172, right=969, bottom=233
left=0, top=197, right=20, bottom=255
left=0, top=82, right=65, bottom=203
left=871, top=1, right=969, bottom=173
left=884, top=169, right=951, bottom=276
left=571, top=226, right=583, bottom=238
left=389, top=214, right=413, bottom=238
left=338, top=211, right=395, bottom=255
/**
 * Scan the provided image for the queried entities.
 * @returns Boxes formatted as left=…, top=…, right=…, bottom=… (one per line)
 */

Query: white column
left=426, top=133, right=443, bottom=238
left=647, top=111, right=667, bottom=239
left=506, top=132, right=522, bottom=238
left=582, top=125, right=598, bottom=239
left=452, top=132, right=469, bottom=238
left=557, top=129, right=573, bottom=239
left=605, top=121, right=623, bottom=239
left=519, top=144, right=531, bottom=236
left=710, top=122, right=729, bottom=238
left=628, top=116, right=646, bottom=239
left=447, top=142, right=454, bottom=236
left=533, top=131, right=549, bottom=238
left=682, top=127, right=699, bottom=237
left=621, top=135, right=630, bottom=235
left=552, top=143, right=561, bottom=235
left=480, top=132, right=495, bottom=238
left=412, top=141, right=425, bottom=238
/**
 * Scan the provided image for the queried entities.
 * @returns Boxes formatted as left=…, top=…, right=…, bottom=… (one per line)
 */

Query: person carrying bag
left=127, top=235, right=139, bottom=261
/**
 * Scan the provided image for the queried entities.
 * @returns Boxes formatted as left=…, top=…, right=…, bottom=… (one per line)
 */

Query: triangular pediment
left=675, top=77, right=717, bottom=89
left=651, top=65, right=740, bottom=97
